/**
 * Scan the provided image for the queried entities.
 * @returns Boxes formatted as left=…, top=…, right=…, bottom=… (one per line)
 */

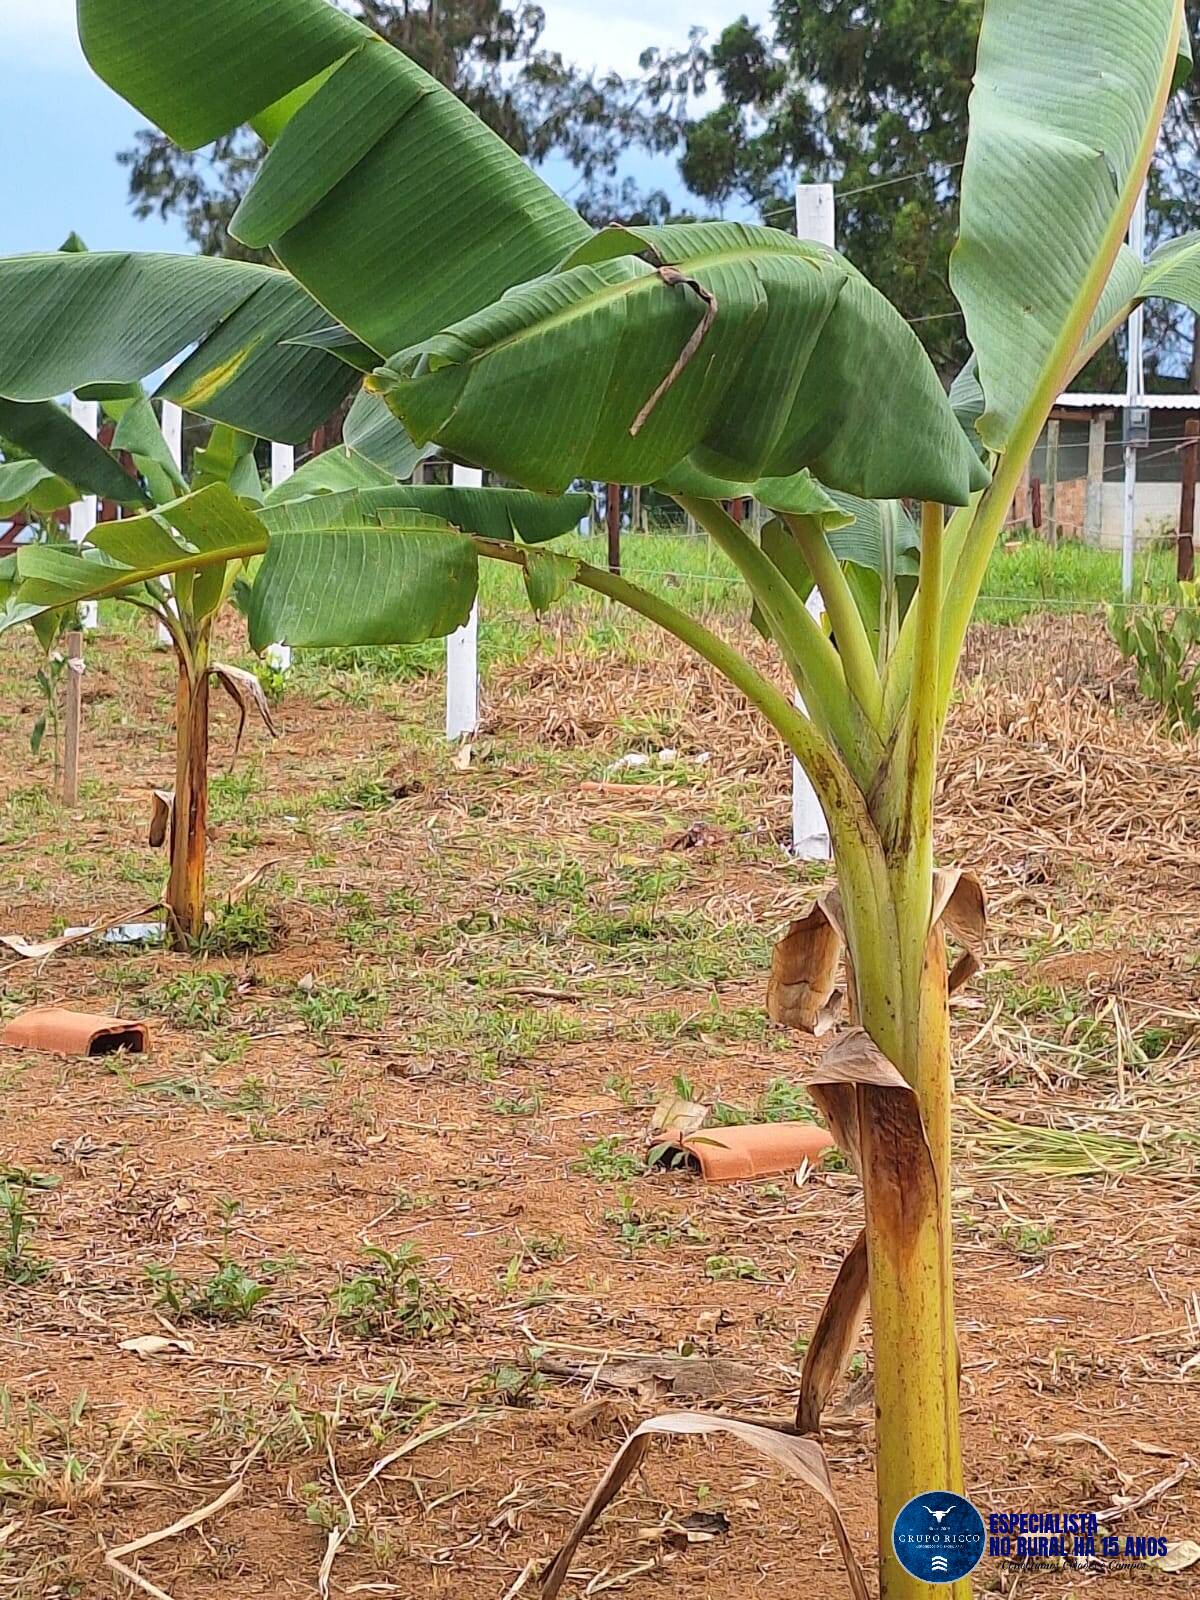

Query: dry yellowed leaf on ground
left=1152, top=1540, right=1200, bottom=1572
left=119, top=1334, right=195, bottom=1358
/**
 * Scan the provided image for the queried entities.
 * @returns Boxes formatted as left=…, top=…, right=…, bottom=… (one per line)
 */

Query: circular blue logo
left=893, top=1492, right=985, bottom=1584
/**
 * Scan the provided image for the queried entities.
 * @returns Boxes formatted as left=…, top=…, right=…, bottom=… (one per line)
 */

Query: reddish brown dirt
left=0, top=610, right=1197, bottom=1600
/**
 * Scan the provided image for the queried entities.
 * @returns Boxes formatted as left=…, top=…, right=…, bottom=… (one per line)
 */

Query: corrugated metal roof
left=1057, top=392, right=1200, bottom=409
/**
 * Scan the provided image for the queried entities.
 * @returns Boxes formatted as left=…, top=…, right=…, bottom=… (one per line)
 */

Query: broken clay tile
left=1, top=1008, right=150, bottom=1058
left=676, top=1122, right=833, bottom=1183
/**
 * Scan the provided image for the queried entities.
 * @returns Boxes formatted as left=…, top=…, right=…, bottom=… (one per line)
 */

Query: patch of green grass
left=0, top=1180, right=50, bottom=1286
left=603, top=1191, right=704, bottom=1254
left=200, top=895, right=285, bottom=956
left=704, top=1253, right=763, bottom=1283
left=145, top=971, right=234, bottom=1030
left=633, top=1001, right=775, bottom=1045
left=294, top=974, right=386, bottom=1039
left=208, top=761, right=266, bottom=821
left=408, top=1002, right=586, bottom=1074
left=998, top=1221, right=1055, bottom=1261
left=986, top=971, right=1087, bottom=1026
left=978, top=534, right=1172, bottom=624
left=500, top=859, right=593, bottom=907
left=701, top=1078, right=818, bottom=1126
left=524, top=1232, right=569, bottom=1262
left=300, top=641, right=443, bottom=684
left=490, top=1091, right=542, bottom=1117
left=479, top=1361, right=546, bottom=1406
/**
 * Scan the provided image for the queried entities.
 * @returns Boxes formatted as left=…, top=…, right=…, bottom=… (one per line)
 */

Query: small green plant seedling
left=144, top=1258, right=273, bottom=1322
left=0, top=1181, right=50, bottom=1285
left=329, top=1246, right=463, bottom=1341
left=572, top=1137, right=646, bottom=1183
left=704, top=1254, right=763, bottom=1283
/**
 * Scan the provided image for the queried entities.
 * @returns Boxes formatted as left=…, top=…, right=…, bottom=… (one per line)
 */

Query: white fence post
left=265, top=442, right=295, bottom=672
left=68, top=397, right=99, bottom=631
left=792, top=185, right=834, bottom=861
left=446, top=464, right=481, bottom=738
left=157, top=399, right=184, bottom=647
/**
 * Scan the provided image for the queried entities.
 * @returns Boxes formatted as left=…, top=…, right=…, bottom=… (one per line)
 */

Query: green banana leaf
left=343, top=389, right=436, bottom=480
left=251, top=483, right=590, bottom=649
left=248, top=508, right=477, bottom=650
left=7, top=484, right=266, bottom=623
left=378, top=221, right=985, bottom=506
left=261, top=444, right=395, bottom=503
left=0, top=460, right=77, bottom=519
left=193, top=425, right=263, bottom=501
left=1079, top=230, right=1200, bottom=367
left=0, top=253, right=358, bottom=444
left=79, top=0, right=590, bottom=359
left=952, top=0, right=1182, bottom=451
left=109, top=397, right=189, bottom=502
left=0, top=396, right=148, bottom=506
left=655, top=459, right=854, bottom=526
left=825, top=494, right=920, bottom=577
left=259, top=484, right=592, bottom=544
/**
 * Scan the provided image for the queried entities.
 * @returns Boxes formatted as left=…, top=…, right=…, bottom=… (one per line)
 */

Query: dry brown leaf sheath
left=767, top=897, right=845, bottom=1034
left=796, top=1229, right=869, bottom=1435
left=540, top=1413, right=869, bottom=1600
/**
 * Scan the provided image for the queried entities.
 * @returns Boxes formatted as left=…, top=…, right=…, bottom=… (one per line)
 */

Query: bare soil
left=0, top=608, right=1197, bottom=1600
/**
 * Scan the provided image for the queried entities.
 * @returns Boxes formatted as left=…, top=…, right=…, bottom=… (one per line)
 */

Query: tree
left=10, top=1, right=1200, bottom=1593
left=636, top=3, right=1200, bottom=384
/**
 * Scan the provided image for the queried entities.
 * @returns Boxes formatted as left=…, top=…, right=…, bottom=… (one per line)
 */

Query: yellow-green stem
left=783, top=512, right=883, bottom=724
left=853, top=915, right=964, bottom=1600
left=673, top=495, right=885, bottom=785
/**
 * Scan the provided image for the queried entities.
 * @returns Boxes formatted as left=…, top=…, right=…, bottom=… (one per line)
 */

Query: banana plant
left=0, top=404, right=588, bottom=946
left=3, top=0, right=1199, bottom=1593
left=0, top=399, right=278, bottom=943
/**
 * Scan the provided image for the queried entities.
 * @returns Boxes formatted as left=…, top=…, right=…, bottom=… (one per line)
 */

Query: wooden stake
left=1085, top=411, right=1109, bottom=544
left=606, top=483, right=621, bottom=574
left=1178, top=418, right=1198, bottom=582
left=1044, top=419, right=1060, bottom=547
left=62, top=631, right=83, bottom=806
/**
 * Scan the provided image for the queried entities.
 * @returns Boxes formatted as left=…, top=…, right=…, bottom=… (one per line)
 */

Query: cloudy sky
left=4, top=1, right=770, bottom=255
